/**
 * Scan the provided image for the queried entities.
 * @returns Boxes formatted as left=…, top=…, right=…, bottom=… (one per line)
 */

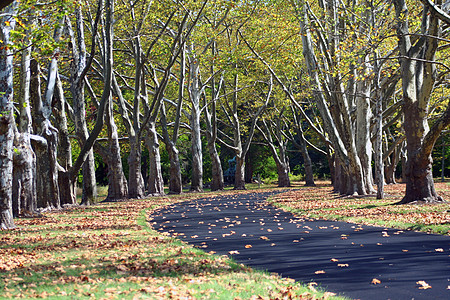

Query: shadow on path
left=149, top=191, right=450, bottom=300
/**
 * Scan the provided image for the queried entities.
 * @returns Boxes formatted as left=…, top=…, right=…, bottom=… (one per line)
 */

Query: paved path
left=149, top=191, right=450, bottom=300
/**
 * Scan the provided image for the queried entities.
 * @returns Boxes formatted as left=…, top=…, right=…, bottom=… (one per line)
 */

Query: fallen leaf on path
left=435, top=248, right=444, bottom=252
left=337, top=264, right=349, bottom=267
left=260, top=236, right=269, bottom=240
left=416, top=281, right=432, bottom=289
left=371, top=278, right=381, bottom=285
left=315, top=270, right=326, bottom=274
left=330, top=258, right=339, bottom=262
left=245, top=245, right=252, bottom=248
left=228, top=250, right=240, bottom=255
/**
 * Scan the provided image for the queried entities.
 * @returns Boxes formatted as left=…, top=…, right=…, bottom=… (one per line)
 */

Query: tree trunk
left=398, top=101, right=446, bottom=203
left=187, top=50, right=203, bottom=192
left=327, top=151, right=335, bottom=185
left=296, top=130, right=315, bottom=186
left=276, top=162, right=291, bottom=187
left=356, top=68, right=375, bottom=194
left=167, top=143, right=183, bottom=194
left=128, top=136, right=145, bottom=198
left=12, top=133, right=37, bottom=217
left=32, top=121, right=61, bottom=210
left=53, top=72, right=76, bottom=205
left=30, top=57, right=61, bottom=210
left=205, top=42, right=224, bottom=191
left=68, top=5, right=97, bottom=205
left=112, top=74, right=145, bottom=199
left=99, top=99, right=128, bottom=201
left=245, top=154, right=253, bottom=184
left=208, top=141, right=224, bottom=191
left=13, top=15, right=39, bottom=216
left=234, top=154, right=246, bottom=190
left=0, top=2, right=17, bottom=229
left=394, top=0, right=449, bottom=203
left=160, top=103, right=182, bottom=194
left=400, top=149, right=441, bottom=203
left=145, top=122, right=165, bottom=196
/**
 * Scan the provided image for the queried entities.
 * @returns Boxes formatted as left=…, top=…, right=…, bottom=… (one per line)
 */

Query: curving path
left=149, top=191, right=450, bottom=300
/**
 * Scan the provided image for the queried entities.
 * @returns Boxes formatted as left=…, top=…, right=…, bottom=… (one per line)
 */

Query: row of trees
left=1, top=0, right=449, bottom=229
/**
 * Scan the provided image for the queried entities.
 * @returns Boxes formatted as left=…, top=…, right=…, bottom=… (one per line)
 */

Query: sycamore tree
left=0, top=1, right=17, bottom=229
left=393, top=0, right=450, bottom=203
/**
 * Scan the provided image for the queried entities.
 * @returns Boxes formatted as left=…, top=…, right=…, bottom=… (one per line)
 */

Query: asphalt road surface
left=149, top=191, right=450, bottom=300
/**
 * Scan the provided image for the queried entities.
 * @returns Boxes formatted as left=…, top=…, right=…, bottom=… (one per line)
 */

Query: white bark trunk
left=0, top=2, right=17, bottom=229
left=187, top=47, right=203, bottom=192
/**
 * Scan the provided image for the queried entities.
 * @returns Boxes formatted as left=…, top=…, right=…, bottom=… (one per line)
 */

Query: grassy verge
left=1, top=190, right=343, bottom=299
left=269, top=181, right=450, bottom=235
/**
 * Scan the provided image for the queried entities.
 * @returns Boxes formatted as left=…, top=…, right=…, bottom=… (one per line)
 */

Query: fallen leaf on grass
left=323, top=292, right=337, bottom=298
left=308, top=282, right=318, bottom=292
left=416, top=281, right=432, bottom=289
left=371, top=278, right=381, bottom=285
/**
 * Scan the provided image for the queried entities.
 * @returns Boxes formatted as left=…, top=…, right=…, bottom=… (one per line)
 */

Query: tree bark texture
left=53, top=73, right=76, bottom=205
left=145, top=122, right=165, bottom=196
left=234, top=155, right=246, bottom=190
left=0, top=2, right=17, bottom=229
left=69, top=5, right=97, bottom=205
left=160, top=104, right=182, bottom=194
left=394, top=0, right=449, bottom=203
left=12, top=133, right=37, bottom=217
left=297, top=134, right=315, bottom=187
left=128, top=136, right=146, bottom=198
left=187, top=50, right=203, bottom=192
left=207, top=141, right=224, bottom=191
left=113, top=75, right=145, bottom=198
left=97, top=99, right=128, bottom=201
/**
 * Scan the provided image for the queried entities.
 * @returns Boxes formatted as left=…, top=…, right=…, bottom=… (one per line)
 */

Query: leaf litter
left=0, top=191, right=339, bottom=299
